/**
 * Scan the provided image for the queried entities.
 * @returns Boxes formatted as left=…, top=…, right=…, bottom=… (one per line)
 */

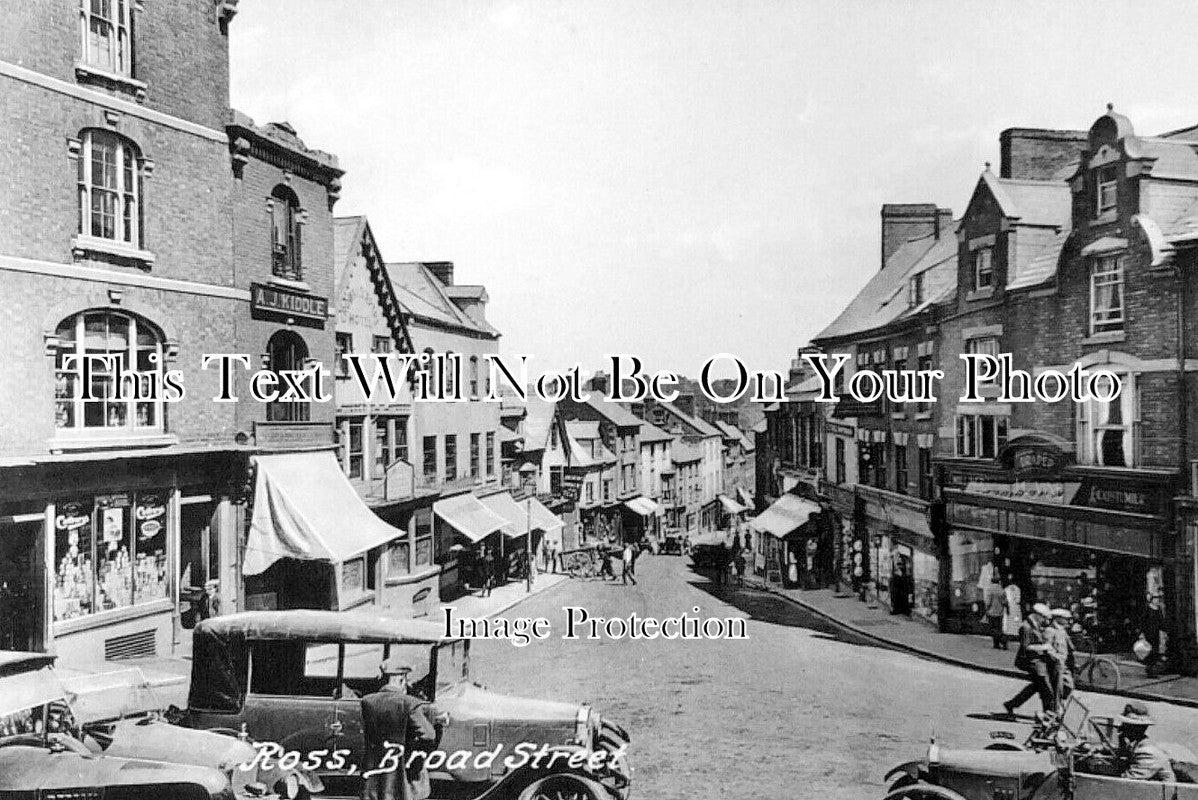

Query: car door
left=1071, top=772, right=1175, bottom=800
left=241, top=640, right=346, bottom=769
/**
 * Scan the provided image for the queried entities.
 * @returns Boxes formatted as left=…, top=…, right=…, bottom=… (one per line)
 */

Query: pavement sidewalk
left=61, top=571, right=571, bottom=704
left=746, top=577, right=1198, bottom=709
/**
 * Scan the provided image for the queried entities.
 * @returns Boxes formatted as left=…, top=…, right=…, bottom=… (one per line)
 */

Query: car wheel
left=882, top=782, right=968, bottom=800
left=518, top=774, right=605, bottom=800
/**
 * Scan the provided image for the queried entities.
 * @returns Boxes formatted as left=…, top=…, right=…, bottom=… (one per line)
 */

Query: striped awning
left=748, top=493, right=820, bottom=538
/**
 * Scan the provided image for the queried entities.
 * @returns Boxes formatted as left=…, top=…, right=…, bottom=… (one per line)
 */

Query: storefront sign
left=562, top=473, right=584, bottom=487
left=825, top=421, right=856, bottom=437
left=947, top=499, right=1165, bottom=559
left=135, top=493, right=167, bottom=541
left=964, top=481, right=1081, bottom=505
left=250, top=283, right=329, bottom=326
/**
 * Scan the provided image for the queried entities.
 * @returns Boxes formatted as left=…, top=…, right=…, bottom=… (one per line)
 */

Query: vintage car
left=687, top=531, right=731, bottom=568
left=181, top=610, right=632, bottom=800
left=0, top=650, right=235, bottom=800
left=882, top=695, right=1198, bottom=800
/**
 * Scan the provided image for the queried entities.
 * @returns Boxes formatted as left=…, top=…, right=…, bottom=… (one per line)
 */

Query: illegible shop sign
left=965, top=481, right=1081, bottom=505
left=250, top=283, right=329, bottom=327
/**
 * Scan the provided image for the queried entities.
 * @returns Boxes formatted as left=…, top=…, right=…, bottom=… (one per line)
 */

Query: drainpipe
left=1176, top=253, right=1191, bottom=671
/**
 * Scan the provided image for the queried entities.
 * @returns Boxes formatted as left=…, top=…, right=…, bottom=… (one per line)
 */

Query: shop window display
left=53, top=492, right=169, bottom=623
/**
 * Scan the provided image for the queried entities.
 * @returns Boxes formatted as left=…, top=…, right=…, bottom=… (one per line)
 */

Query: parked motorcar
left=0, top=651, right=239, bottom=800
left=687, top=531, right=731, bottom=569
left=882, top=695, right=1198, bottom=800
left=181, top=610, right=632, bottom=800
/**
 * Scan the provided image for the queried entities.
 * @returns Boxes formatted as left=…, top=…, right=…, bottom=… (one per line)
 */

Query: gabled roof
left=638, top=420, right=675, bottom=444
left=576, top=395, right=643, bottom=429
left=814, top=221, right=959, bottom=342
left=714, top=420, right=743, bottom=442
left=981, top=171, right=1071, bottom=228
left=658, top=402, right=721, bottom=438
left=384, top=262, right=500, bottom=338
left=332, top=216, right=413, bottom=355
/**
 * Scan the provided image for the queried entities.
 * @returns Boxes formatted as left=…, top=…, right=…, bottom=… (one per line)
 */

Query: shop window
left=81, top=0, right=133, bottom=75
left=52, top=491, right=168, bottom=622
left=422, top=436, right=437, bottom=483
left=269, top=185, right=302, bottom=281
left=470, top=433, right=480, bottom=478
left=265, top=331, right=310, bottom=422
left=385, top=538, right=410, bottom=577
left=334, top=332, right=352, bottom=379
left=53, top=310, right=165, bottom=436
left=77, top=130, right=142, bottom=247
left=1090, top=255, right=1125, bottom=334
left=1077, top=374, right=1137, bottom=467
left=894, top=445, right=908, bottom=494
left=1096, top=164, right=1118, bottom=216
left=444, top=434, right=457, bottom=480
left=966, top=337, right=1000, bottom=385
left=414, top=511, right=433, bottom=567
left=973, top=247, right=994, bottom=290
left=955, top=414, right=1009, bottom=459
left=486, top=431, right=495, bottom=476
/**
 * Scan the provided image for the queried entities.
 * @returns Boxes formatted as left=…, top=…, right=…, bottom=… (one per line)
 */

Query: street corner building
left=0, top=1, right=569, bottom=667
left=757, top=111, right=1198, bottom=674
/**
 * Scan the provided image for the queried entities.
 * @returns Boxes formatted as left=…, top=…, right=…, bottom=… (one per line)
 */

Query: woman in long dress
left=1002, top=575, right=1023, bottom=638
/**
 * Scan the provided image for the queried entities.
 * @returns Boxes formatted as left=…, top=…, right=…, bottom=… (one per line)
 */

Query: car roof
left=0, top=661, right=66, bottom=717
left=197, top=610, right=457, bottom=644
left=0, top=650, right=56, bottom=678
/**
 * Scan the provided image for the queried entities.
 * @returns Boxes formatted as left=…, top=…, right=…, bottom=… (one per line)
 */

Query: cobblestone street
left=473, top=554, right=1198, bottom=799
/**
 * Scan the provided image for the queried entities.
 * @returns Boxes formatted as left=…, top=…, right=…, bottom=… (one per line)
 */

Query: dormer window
left=1090, top=255, right=1125, bottom=334
left=909, top=271, right=925, bottom=306
left=973, top=247, right=993, bottom=290
left=1096, top=164, right=1118, bottom=217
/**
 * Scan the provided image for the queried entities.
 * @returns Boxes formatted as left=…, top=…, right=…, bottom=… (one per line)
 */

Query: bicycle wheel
left=1085, top=657, right=1120, bottom=692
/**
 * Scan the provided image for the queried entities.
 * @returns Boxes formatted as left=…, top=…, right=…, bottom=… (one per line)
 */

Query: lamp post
left=526, top=497, right=533, bottom=593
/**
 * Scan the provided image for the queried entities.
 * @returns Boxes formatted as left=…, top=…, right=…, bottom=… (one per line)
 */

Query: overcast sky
left=232, top=0, right=1198, bottom=381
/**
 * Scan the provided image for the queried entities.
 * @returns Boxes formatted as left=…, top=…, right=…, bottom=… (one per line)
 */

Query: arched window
left=54, top=310, right=164, bottom=434
left=78, top=130, right=142, bottom=246
left=269, top=185, right=302, bottom=281
left=266, top=330, right=310, bottom=422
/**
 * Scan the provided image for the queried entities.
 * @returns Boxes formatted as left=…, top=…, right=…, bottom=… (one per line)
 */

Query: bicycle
left=1071, top=629, right=1120, bottom=692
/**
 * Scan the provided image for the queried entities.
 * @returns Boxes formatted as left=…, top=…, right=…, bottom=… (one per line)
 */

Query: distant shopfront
left=939, top=433, right=1176, bottom=649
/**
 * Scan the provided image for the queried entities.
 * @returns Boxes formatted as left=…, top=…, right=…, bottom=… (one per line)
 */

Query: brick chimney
left=999, top=128, right=1087, bottom=181
left=674, top=393, right=696, bottom=418
left=589, top=370, right=609, bottom=394
left=880, top=204, right=953, bottom=269
left=425, top=261, right=454, bottom=286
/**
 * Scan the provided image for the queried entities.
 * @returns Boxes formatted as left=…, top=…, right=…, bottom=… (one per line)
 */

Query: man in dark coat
left=1003, top=603, right=1055, bottom=716
left=361, top=660, right=438, bottom=800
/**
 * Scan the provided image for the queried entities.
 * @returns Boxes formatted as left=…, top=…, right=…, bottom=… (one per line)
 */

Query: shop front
left=621, top=496, right=659, bottom=545
left=0, top=450, right=243, bottom=667
left=940, top=432, right=1176, bottom=648
left=856, top=484, right=939, bottom=623
left=433, top=492, right=510, bottom=596
left=748, top=493, right=822, bottom=588
left=243, top=450, right=408, bottom=613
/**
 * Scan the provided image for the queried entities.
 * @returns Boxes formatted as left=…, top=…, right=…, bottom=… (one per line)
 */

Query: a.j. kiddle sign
left=250, top=282, right=329, bottom=325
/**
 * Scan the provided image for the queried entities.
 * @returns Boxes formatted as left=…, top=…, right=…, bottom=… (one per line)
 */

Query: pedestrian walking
left=360, top=659, right=438, bottom=800
left=983, top=575, right=1009, bottom=650
left=597, top=544, right=616, bottom=580
left=480, top=546, right=495, bottom=598
left=1139, top=595, right=1166, bottom=678
left=1002, top=574, right=1023, bottom=640
left=734, top=547, right=746, bottom=587
left=629, top=541, right=641, bottom=577
left=1045, top=608, right=1077, bottom=706
left=622, top=542, right=637, bottom=585
left=1003, top=602, right=1055, bottom=717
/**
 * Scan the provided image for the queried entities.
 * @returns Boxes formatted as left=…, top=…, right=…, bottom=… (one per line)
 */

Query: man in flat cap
left=1044, top=608, right=1077, bottom=707
left=361, top=658, right=438, bottom=800
left=1116, top=702, right=1175, bottom=782
left=1003, top=602, right=1055, bottom=716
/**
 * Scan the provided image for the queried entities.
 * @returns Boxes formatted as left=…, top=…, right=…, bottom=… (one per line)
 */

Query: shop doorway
left=178, top=501, right=218, bottom=629
left=0, top=519, right=44, bottom=651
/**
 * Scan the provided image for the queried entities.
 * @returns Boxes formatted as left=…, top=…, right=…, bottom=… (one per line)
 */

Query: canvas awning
left=718, top=494, right=748, bottom=515
left=748, top=494, right=820, bottom=539
left=527, top=497, right=564, bottom=531
left=434, top=493, right=510, bottom=543
left=244, top=451, right=405, bottom=576
left=623, top=496, right=657, bottom=517
left=479, top=492, right=529, bottom=539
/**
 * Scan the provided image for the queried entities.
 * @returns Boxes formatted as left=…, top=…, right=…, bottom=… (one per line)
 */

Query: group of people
left=712, top=533, right=750, bottom=587
left=596, top=540, right=641, bottom=585
left=1002, top=601, right=1079, bottom=717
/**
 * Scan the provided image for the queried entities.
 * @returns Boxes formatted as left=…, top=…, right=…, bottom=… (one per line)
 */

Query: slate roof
left=333, top=216, right=365, bottom=289
left=384, top=262, right=499, bottom=337
left=659, top=402, right=721, bottom=438
left=814, top=221, right=959, bottom=342
left=671, top=443, right=703, bottom=464
left=983, top=172, right=1071, bottom=228
left=577, top=395, right=643, bottom=429
left=638, top=420, right=675, bottom=444
left=565, top=420, right=600, bottom=441
left=1007, top=230, right=1069, bottom=291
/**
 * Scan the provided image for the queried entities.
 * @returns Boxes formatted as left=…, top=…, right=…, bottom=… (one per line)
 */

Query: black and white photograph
left=6, top=2, right=1198, bottom=798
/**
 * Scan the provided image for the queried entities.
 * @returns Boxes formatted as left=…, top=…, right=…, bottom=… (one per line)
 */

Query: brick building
left=0, top=0, right=243, bottom=663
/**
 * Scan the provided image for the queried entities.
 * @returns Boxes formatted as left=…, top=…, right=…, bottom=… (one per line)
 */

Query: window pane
left=54, top=499, right=96, bottom=620
left=94, top=495, right=133, bottom=612
left=133, top=492, right=169, bottom=605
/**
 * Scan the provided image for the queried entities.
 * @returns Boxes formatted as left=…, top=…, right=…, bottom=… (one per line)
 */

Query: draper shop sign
left=251, top=283, right=329, bottom=325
